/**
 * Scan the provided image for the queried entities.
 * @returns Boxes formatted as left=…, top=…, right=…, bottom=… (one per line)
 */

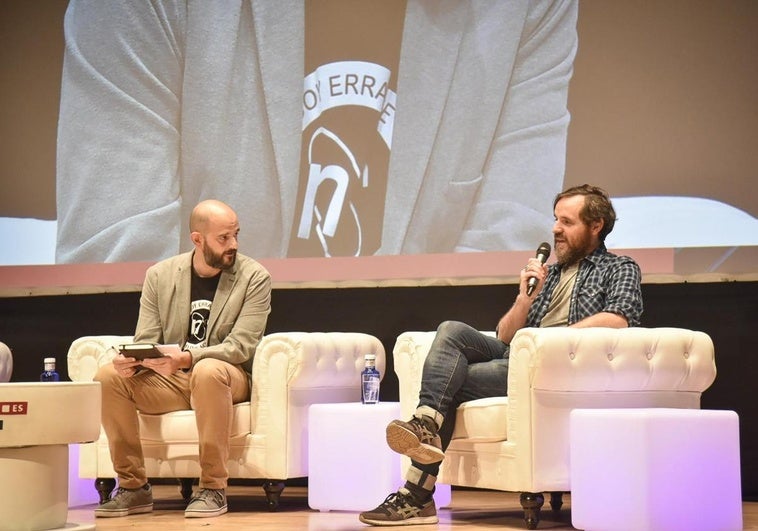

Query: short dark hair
left=553, top=184, right=616, bottom=241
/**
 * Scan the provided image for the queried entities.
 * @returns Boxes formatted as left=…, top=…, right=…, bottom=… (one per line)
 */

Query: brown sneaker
left=386, top=416, right=444, bottom=464
left=359, top=488, right=438, bottom=526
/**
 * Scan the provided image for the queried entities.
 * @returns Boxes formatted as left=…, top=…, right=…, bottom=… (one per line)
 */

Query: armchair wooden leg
left=178, top=478, right=195, bottom=501
left=95, top=477, right=117, bottom=504
left=262, top=480, right=285, bottom=511
left=520, top=491, right=545, bottom=530
left=549, top=491, right=563, bottom=512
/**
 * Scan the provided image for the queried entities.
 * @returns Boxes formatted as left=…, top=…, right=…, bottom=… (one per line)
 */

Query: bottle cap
left=44, top=357, right=56, bottom=363
left=364, top=354, right=376, bottom=360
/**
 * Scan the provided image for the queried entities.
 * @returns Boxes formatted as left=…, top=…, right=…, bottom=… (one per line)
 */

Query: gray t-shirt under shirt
left=540, top=263, right=579, bottom=328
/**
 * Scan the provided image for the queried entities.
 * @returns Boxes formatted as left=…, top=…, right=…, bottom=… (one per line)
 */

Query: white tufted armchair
left=394, top=327, right=717, bottom=529
left=67, top=331, right=385, bottom=508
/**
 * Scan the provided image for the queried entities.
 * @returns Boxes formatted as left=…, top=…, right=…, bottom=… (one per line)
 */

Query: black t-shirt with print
left=186, top=267, right=221, bottom=349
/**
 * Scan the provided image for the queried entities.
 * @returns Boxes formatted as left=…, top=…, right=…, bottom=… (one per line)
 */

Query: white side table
left=308, top=402, right=450, bottom=512
left=570, top=408, right=742, bottom=531
left=0, top=381, right=101, bottom=531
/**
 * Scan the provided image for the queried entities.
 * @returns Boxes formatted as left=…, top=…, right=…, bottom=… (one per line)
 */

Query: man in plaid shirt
left=361, top=184, right=643, bottom=526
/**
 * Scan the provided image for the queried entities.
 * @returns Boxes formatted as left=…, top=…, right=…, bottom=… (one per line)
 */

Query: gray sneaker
left=185, top=488, right=228, bottom=518
left=94, top=484, right=153, bottom=518
left=386, top=416, right=444, bottom=464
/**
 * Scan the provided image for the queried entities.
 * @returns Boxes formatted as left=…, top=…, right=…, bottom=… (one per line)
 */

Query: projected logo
left=290, top=61, right=396, bottom=257
left=297, top=127, right=368, bottom=256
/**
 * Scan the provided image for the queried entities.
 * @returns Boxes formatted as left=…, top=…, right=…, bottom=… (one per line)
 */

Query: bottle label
left=40, top=370, right=60, bottom=382
left=362, top=373, right=380, bottom=404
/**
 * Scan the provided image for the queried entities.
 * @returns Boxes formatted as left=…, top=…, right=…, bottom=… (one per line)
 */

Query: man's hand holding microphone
left=521, top=242, right=551, bottom=298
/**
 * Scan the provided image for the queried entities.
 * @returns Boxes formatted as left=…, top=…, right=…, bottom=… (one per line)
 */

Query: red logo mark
left=0, top=402, right=28, bottom=415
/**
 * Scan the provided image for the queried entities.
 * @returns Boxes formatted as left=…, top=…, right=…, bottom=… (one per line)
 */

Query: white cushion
left=138, top=402, right=251, bottom=443
left=452, top=396, right=508, bottom=441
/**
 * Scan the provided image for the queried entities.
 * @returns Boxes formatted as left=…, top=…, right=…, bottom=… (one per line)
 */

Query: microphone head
left=536, top=242, right=551, bottom=260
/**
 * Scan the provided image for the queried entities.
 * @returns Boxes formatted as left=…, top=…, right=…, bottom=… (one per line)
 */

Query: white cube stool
left=570, top=408, right=742, bottom=531
left=308, top=402, right=450, bottom=512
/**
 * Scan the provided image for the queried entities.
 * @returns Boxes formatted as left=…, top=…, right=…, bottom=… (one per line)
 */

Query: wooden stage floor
left=67, top=484, right=758, bottom=530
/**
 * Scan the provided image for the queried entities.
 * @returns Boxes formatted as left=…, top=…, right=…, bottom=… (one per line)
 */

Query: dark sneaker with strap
left=185, top=488, right=228, bottom=518
left=94, top=484, right=153, bottom=517
left=359, top=487, right=438, bottom=526
left=386, top=416, right=444, bottom=464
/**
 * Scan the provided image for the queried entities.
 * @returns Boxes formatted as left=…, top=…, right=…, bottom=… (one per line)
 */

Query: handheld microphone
left=526, top=242, right=551, bottom=296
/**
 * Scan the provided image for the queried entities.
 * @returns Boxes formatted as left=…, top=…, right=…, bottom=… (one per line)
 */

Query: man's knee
left=190, top=358, right=231, bottom=386
left=436, top=320, right=472, bottom=339
left=94, top=362, right=119, bottom=386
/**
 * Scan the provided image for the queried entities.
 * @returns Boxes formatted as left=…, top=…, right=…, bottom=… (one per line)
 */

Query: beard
left=203, top=244, right=237, bottom=270
left=554, top=230, right=594, bottom=267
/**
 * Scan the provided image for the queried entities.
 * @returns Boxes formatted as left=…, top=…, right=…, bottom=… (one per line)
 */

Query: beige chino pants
left=95, top=358, right=250, bottom=490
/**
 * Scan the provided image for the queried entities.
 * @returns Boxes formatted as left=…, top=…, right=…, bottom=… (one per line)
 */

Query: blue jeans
left=412, top=320, right=510, bottom=480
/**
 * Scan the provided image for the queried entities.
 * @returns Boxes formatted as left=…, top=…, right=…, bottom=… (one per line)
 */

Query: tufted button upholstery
left=511, top=327, right=716, bottom=393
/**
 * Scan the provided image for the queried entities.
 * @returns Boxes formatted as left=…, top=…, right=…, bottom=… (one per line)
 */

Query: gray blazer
left=56, top=0, right=577, bottom=262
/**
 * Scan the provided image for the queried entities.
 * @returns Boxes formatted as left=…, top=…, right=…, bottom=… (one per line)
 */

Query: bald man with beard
left=94, top=199, right=272, bottom=518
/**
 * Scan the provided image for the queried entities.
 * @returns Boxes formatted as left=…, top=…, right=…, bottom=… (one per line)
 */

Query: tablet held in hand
left=117, top=343, right=181, bottom=360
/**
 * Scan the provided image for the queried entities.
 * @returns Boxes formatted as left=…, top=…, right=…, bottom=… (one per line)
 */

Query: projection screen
left=1, top=1, right=756, bottom=295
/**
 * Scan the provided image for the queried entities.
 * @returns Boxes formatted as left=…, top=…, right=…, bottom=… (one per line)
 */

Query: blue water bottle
left=40, top=357, right=60, bottom=382
left=361, top=354, right=380, bottom=404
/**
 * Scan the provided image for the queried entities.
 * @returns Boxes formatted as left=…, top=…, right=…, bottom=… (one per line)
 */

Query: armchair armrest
left=67, top=335, right=134, bottom=382
left=394, top=331, right=437, bottom=420
left=0, top=341, right=12, bottom=382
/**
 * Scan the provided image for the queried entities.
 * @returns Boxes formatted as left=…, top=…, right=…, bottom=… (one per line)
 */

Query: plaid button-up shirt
left=525, top=243, right=643, bottom=327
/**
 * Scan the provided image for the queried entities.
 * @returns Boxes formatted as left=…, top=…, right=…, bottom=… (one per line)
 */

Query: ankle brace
left=405, top=465, right=437, bottom=493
